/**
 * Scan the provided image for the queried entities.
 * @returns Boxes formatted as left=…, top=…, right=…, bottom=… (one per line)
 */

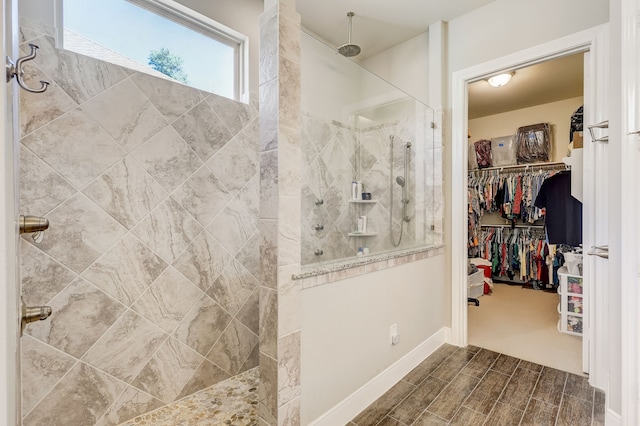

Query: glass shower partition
left=300, top=31, right=440, bottom=266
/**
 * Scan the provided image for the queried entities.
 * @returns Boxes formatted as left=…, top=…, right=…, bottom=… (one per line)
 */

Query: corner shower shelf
left=349, top=199, right=377, bottom=204
left=348, top=232, right=377, bottom=237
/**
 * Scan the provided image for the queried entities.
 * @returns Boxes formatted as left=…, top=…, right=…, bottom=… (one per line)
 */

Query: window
left=60, top=0, right=248, bottom=101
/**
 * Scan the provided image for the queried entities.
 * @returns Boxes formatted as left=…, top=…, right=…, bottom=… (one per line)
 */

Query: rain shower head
left=338, top=12, right=361, bottom=57
left=396, top=176, right=405, bottom=187
left=338, top=43, right=361, bottom=57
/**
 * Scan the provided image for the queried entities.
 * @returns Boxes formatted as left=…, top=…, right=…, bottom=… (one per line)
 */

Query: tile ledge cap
left=292, top=244, right=444, bottom=281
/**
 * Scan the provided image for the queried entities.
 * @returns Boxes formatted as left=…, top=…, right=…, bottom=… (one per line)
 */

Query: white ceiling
left=296, top=0, right=497, bottom=59
left=295, top=0, right=584, bottom=117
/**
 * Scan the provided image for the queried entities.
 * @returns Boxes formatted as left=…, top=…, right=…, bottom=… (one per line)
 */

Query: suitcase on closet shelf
left=516, top=123, right=551, bottom=163
left=474, top=139, right=493, bottom=169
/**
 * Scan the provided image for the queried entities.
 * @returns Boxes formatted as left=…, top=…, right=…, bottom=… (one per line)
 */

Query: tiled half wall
left=18, top=19, right=260, bottom=426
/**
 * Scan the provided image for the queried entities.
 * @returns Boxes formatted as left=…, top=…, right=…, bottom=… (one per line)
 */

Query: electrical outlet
left=390, top=324, right=400, bottom=345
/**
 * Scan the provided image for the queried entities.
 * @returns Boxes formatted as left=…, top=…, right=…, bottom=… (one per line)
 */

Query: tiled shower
left=300, top=33, right=442, bottom=266
left=18, top=18, right=260, bottom=426
left=301, top=112, right=437, bottom=264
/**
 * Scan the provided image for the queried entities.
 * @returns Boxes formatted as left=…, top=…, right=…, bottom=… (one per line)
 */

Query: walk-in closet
left=466, top=53, right=587, bottom=375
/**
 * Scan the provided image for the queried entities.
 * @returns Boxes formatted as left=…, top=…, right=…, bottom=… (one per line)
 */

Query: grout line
left=553, top=373, right=570, bottom=426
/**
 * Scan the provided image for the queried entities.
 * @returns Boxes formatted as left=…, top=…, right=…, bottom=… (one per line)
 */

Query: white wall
left=469, top=96, right=584, bottom=163
left=362, top=32, right=430, bottom=106
left=300, top=256, right=446, bottom=424
left=447, top=0, right=609, bottom=74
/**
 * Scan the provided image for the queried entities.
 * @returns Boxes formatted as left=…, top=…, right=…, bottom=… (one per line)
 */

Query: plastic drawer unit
left=557, top=266, right=584, bottom=336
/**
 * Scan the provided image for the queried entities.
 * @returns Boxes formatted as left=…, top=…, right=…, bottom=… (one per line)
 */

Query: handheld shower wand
left=390, top=136, right=412, bottom=247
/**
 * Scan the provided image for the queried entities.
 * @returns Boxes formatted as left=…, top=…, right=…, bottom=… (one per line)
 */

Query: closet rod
left=470, top=161, right=569, bottom=173
left=481, top=224, right=545, bottom=229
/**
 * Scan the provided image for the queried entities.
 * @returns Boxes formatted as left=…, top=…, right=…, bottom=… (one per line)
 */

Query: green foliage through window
left=148, top=48, right=189, bottom=84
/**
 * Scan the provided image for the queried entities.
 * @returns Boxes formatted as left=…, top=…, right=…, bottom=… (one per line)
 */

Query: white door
left=1, top=0, right=22, bottom=424
left=618, top=0, right=640, bottom=421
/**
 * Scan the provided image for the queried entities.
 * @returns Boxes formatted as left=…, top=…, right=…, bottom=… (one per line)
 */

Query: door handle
left=587, top=245, right=609, bottom=259
left=588, top=120, right=609, bottom=143
left=587, top=252, right=608, bottom=259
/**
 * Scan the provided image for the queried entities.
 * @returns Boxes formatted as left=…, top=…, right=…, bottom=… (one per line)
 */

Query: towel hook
left=6, top=44, right=49, bottom=94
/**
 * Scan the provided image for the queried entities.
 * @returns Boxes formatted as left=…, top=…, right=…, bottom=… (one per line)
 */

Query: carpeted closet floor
left=467, top=283, right=583, bottom=376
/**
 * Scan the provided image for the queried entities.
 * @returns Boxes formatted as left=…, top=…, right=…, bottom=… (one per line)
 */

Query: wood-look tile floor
left=349, top=344, right=605, bottom=426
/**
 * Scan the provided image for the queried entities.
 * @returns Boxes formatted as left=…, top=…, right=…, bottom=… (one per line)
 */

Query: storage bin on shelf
left=468, top=270, right=484, bottom=299
left=557, top=266, right=584, bottom=336
left=564, top=252, right=583, bottom=275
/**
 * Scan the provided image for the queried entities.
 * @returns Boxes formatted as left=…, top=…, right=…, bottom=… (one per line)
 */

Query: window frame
left=56, top=0, right=249, bottom=102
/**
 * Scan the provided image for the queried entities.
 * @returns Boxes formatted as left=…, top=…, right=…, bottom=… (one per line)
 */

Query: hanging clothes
left=477, top=226, right=555, bottom=289
left=534, top=170, right=583, bottom=246
left=467, top=165, right=567, bottom=258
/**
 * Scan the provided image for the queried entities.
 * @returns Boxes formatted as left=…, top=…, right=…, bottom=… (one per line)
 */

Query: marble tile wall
left=19, top=18, right=260, bottom=426
left=301, top=110, right=442, bottom=265
left=258, top=1, right=303, bottom=425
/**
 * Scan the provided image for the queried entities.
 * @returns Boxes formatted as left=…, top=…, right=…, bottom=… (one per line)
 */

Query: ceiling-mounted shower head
left=338, top=12, right=361, bottom=57
left=396, top=176, right=405, bottom=187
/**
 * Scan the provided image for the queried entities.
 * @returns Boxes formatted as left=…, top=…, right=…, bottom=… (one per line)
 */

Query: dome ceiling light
left=487, top=72, right=515, bottom=88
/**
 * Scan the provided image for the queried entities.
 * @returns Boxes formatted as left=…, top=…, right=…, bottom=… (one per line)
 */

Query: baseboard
left=308, top=327, right=451, bottom=426
left=605, top=409, right=621, bottom=426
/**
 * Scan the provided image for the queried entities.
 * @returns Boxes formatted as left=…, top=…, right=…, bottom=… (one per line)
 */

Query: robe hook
left=6, top=44, right=49, bottom=93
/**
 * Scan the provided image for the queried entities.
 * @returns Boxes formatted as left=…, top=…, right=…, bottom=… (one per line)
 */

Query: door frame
left=1, top=0, right=20, bottom=424
left=450, top=24, right=609, bottom=386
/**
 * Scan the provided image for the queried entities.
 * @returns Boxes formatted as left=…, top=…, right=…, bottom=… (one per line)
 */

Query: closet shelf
left=469, top=161, right=569, bottom=173
left=481, top=224, right=545, bottom=229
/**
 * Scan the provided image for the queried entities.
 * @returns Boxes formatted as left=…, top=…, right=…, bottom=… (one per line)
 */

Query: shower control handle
left=19, top=215, right=49, bottom=234
left=20, top=296, right=52, bottom=336
left=314, top=249, right=324, bottom=256
left=314, top=224, right=324, bottom=231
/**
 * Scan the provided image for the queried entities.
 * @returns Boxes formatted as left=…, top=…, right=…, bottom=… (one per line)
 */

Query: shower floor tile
left=118, top=367, right=258, bottom=426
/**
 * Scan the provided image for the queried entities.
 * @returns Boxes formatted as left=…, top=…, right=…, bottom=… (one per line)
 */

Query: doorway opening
left=450, top=25, right=610, bottom=390
left=466, top=53, right=585, bottom=375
